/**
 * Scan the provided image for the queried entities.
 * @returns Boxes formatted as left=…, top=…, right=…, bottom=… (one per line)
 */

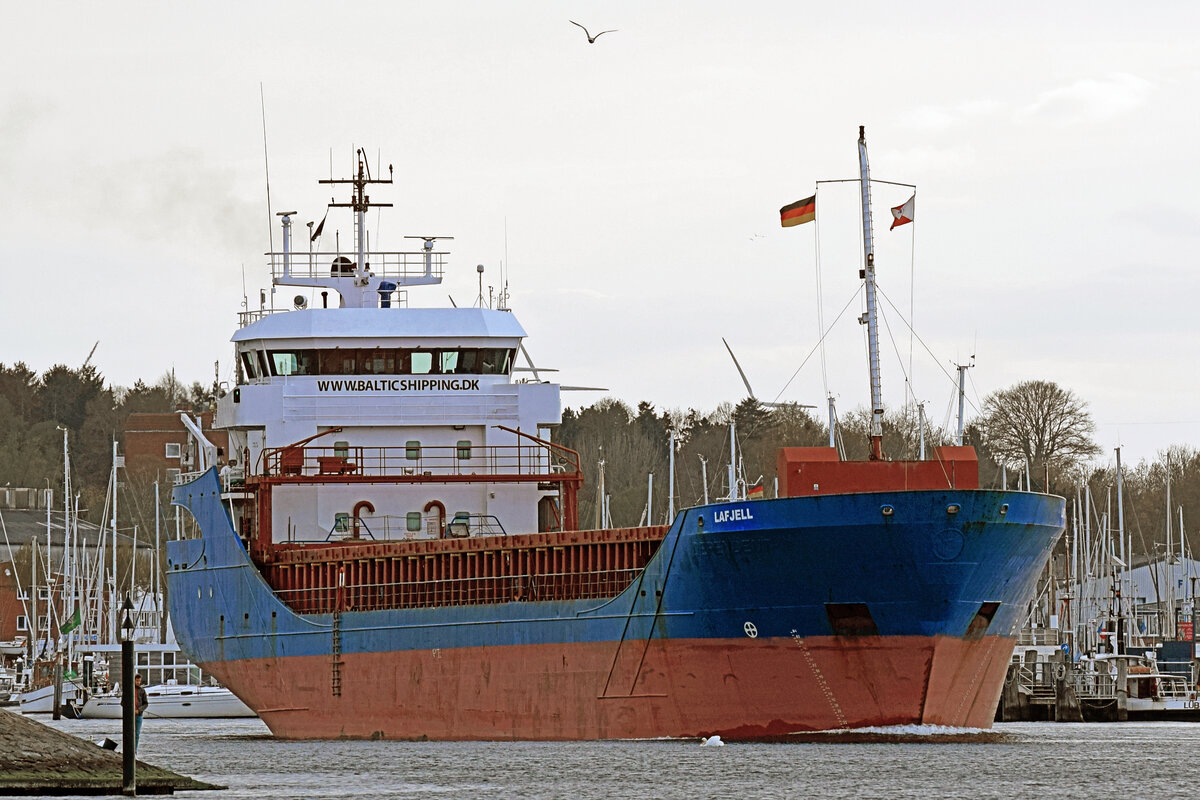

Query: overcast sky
left=3, top=2, right=1196, bottom=467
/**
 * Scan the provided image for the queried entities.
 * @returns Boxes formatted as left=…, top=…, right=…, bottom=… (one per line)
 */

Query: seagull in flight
left=570, top=20, right=617, bottom=43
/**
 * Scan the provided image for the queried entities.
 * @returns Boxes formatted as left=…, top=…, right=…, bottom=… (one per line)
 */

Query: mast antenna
left=857, top=125, right=885, bottom=460
left=260, top=83, right=274, bottom=254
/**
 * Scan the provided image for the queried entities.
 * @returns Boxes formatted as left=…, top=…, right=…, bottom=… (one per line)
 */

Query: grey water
left=40, top=717, right=1200, bottom=799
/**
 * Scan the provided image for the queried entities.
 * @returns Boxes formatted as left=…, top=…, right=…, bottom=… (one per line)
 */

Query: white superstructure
left=208, top=151, right=568, bottom=547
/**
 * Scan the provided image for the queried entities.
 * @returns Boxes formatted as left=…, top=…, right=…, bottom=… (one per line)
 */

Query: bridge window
left=360, top=349, right=395, bottom=375
left=410, top=351, right=433, bottom=374
left=272, top=352, right=297, bottom=376
left=238, top=347, right=516, bottom=379
left=240, top=351, right=258, bottom=380
left=269, top=351, right=316, bottom=376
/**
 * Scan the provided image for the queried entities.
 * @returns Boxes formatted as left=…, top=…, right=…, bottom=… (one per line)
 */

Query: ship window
left=269, top=351, right=316, bottom=376
left=454, top=349, right=479, bottom=374
left=272, top=352, right=297, bottom=376
left=300, top=346, right=518, bottom=376
left=457, top=440, right=472, bottom=460
left=410, top=351, right=433, bottom=374
left=406, top=512, right=422, bottom=532
left=320, top=349, right=350, bottom=375
left=165, top=443, right=181, bottom=459
left=240, top=351, right=258, bottom=380
left=481, top=348, right=514, bottom=375
left=360, top=349, right=395, bottom=375
left=333, top=513, right=350, bottom=533
left=334, top=441, right=350, bottom=458
left=258, top=350, right=271, bottom=377
left=406, top=441, right=421, bottom=460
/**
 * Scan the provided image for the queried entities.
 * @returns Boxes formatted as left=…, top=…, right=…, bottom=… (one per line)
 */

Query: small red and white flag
left=890, top=193, right=915, bottom=230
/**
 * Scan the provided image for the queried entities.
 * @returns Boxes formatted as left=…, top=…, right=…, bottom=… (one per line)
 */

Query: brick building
left=0, top=564, right=26, bottom=645
left=122, top=410, right=230, bottom=482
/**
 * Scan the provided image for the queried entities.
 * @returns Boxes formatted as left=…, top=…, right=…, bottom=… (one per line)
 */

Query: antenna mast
left=321, top=149, right=393, bottom=278
left=857, top=126, right=884, bottom=460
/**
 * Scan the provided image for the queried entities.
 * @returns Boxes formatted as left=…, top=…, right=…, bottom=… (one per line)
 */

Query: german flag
left=780, top=195, right=816, bottom=227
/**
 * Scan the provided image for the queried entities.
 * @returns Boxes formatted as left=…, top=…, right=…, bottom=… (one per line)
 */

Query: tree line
left=2, top=359, right=1197, bottom=573
left=0, top=361, right=213, bottom=533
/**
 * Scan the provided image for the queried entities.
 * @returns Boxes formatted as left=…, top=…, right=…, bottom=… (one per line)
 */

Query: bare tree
left=980, top=380, right=1100, bottom=479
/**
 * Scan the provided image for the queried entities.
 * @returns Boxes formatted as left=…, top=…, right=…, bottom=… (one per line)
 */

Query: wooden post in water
left=1053, top=657, right=1084, bottom=723
left=51, top=655, right=63, bottom=721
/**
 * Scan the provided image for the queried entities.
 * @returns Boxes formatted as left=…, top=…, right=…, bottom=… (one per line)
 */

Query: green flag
left=64, top=669, right=78, bottom=680
left=60, top=607, right=81, bottom=635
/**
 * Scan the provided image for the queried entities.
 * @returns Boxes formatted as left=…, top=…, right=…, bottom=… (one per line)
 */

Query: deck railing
left=268, top=250, right=445, bottom=284
left=260, top=441, right=577, bottom=481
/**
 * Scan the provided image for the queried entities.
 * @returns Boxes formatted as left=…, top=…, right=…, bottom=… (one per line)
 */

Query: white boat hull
left=80, top=684, right=256, bottom=719
left=18, top=682, right=81, bottom=714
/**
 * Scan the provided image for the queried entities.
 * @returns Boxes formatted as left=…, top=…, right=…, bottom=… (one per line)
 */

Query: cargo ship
left=165, top=130, right=1065, bottom=740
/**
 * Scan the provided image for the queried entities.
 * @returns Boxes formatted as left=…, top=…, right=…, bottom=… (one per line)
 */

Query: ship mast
left=857, top=126, right=884, bottom=460
left=321, top=149, right=393, bottom=280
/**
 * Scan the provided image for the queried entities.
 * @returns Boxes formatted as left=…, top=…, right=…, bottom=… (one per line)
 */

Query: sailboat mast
left=110, top=441, right=119, bottom=645
left=857, top=126, right=885, bottom=460
left=59, top=426, right=72, bottom=666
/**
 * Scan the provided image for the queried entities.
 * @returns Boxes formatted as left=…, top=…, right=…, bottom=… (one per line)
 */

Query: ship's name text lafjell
left=712, top=507, right=755, bottom=523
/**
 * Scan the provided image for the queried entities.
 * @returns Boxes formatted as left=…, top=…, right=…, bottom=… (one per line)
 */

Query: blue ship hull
left=166, top=468, right=1064, bottom=739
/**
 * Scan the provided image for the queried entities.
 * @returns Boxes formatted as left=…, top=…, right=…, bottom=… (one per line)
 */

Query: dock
left=0, top=709, right=219, bottom=795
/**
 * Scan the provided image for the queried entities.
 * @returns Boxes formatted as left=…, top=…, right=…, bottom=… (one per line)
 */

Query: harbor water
left=37, top=717, right=1200, bottom=799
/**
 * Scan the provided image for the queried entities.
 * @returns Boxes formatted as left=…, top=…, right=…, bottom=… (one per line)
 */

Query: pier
left=0, top=709, right=218, bottom=795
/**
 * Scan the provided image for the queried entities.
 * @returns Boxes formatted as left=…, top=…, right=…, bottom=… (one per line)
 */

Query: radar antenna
left=404, top=236, right=455, bottom=281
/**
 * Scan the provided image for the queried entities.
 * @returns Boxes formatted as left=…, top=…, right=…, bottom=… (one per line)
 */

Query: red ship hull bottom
left=207, top=634, right=1014, bottom=740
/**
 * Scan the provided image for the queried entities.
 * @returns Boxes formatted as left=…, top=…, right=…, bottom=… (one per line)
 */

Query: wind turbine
left=513, top=343, right=607, bottom=392
left=721, top=338, right=815, bottom=410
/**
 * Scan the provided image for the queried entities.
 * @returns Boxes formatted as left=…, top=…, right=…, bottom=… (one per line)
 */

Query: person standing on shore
left=133, top=674, right=149, bottom=752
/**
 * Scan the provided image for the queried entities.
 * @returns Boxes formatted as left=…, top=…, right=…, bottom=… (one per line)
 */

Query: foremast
left=857, top=126, right=885, bottom=460
left=321, top=149, right=393, bottom=285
